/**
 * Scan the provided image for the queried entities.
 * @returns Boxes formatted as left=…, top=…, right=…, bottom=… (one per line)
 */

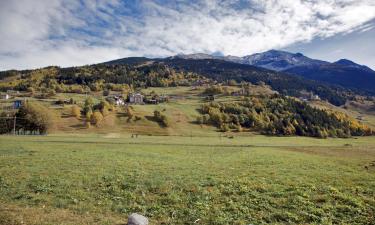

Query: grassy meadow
left=1, top=87, right=375, bottom=224
left=0, top=134, right=375, bottom=224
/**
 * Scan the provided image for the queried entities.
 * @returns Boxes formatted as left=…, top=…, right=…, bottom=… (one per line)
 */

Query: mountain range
left=171, top=50, right=375, bottom=92
left=2, top=49, right=374, bottom=107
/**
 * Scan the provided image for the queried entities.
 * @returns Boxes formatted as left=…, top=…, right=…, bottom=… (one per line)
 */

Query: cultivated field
left=1, top=135, right=374, bottom=224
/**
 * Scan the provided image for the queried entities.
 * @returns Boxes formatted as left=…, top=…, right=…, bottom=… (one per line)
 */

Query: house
left=13, top=100, right=22, bottom=109
left=311, top=95, right=320, bottom=101
left=299, top=91, right=320, bottom=102
left=129, top=93, right=144, bottom=104
left=1, top=93, right=10, bottom=100
left=114, top=96, right=125, bottom=106
left=7, top=90, right=19, bottom=95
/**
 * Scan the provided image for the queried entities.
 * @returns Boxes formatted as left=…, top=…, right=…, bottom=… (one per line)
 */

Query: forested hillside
left=0, top=63, right=204, bottom=94
left=161, top=58, right=353, bottom=106
left=0, top=57, right=367, bottom=107
left=197, top=95, right=372, bottom=138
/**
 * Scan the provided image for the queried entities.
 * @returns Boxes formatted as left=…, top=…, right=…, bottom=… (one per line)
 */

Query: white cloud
left=0, top=0, right=375, bottom=70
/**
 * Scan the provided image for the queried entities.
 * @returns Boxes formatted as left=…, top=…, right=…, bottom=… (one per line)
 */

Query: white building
left=1, top=94, right=10, bottom=100
left=114, top=96, right=125, bottom=106
left=129, top=93, right=144, bottom=104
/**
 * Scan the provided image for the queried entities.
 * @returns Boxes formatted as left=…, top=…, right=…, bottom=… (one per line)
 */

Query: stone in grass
left=127, top=213, right=149, bottom=225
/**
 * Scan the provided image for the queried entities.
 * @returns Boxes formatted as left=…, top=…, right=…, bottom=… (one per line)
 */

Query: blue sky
left=0, top=0, right=375, bottom=70
left=284, top=19, right=375, bottom=67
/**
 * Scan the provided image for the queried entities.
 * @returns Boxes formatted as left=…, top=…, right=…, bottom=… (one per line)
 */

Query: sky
left=0, top=0, right=375, bottom=70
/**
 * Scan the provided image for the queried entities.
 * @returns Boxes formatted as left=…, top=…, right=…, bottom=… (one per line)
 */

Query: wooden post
left=13, top=115, right=16, bottom=135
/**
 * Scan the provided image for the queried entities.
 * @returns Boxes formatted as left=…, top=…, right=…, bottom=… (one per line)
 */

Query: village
left=0, top=82, right=323, bottom=114
left=0, top=90, right=170, bottom=111
left=0, top=77, right=325, bottom=106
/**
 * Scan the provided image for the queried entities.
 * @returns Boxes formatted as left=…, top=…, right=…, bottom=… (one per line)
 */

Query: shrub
left=83, top=97, right=94, bottom=114
left=220, top=124, right=230, bottom=132
left=0, top=112, right=14, bottom=134
left=103, top=89, right=110, bottom=96
left=227, top=79, right=238, bottom=86
left=160, top=114, right=170, bottom=127
left=85, top=109, right=93, bottom=121
left=134, top=115, right=142, bottom=121
left=15, top=102, right=56, bottom=134
left=154, top=110, right=170, bottom=127
left=196, top=116, right=203, bottom=124
left=202, top=114, right=210, bottom=124
left=97, top=100, right=112, bottom=113
left=91, top=111, right=104, bottom=126
left=71, top=105, right=81, bottom=118
left=101, top=107, right=109, bottom=117
left=55, top=99, right=64, bottom=105
left=203, top=85, right=223, bottom=95
left=47, top=89, right=56, bottom=97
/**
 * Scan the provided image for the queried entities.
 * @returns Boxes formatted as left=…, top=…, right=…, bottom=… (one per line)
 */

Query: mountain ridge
left=172, top=50, right=375, bottom=92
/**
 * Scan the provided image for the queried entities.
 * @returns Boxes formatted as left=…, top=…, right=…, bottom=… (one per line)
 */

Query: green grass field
left=1, top=87, right=375, bottom=224
left=1, top=135, right=375, bottom=224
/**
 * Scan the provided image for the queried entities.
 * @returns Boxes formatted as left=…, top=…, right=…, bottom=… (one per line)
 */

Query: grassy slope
left=0, top=135, right=375, bottom=224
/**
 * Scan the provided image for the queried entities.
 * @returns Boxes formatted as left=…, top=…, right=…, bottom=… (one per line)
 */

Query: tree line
left=0, top=64, right=205, bottom=95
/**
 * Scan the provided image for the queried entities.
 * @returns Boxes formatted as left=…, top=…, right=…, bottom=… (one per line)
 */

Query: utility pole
left=13, top=115, right=16, bottom=135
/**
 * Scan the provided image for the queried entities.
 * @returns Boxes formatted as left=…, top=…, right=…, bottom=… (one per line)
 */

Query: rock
left=127, top=213, right=149, bottom=225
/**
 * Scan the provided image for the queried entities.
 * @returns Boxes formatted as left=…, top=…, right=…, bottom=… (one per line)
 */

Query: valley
left=1, top=55, right=375, bottom=225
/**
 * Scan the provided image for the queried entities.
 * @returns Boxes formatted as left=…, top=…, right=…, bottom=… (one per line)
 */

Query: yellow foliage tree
left=71, top=105, right=81, bottom=119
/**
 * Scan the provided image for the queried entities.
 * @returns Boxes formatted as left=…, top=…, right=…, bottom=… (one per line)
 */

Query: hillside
left=1, top=56, right=374, bottom=138
left=160, top=58, right=351, bottom=106
left=284, top=62, right=375, bottom=92
left=1, top=57, right=355, bottom=106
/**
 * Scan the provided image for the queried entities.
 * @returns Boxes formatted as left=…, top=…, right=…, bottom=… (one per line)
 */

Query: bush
left=236, top=124, right=243, bottom=132
left=71, top=105, right=81, bottom=118
left=227, top=79, right=238, bottom=86
left=90, top=111, right=104, bottom=126
left=103, top=89, right=110, bottom=96
left=154, top=110, right=170, bottom=127
left=0, top=112, right=13, bottom=134
left=134, top=115, right=142, bottom=121
left=15, top=102, right=56, bottom=134
left=83, top=97, right=94, bottom=114
left=124, top=106, right=134, bottom=119
left=101, top=107, right=109, bottom=117
left=48, top=89, right=56, bottom=97
left=85, top=109, right=93, bottom=121
left=97, top=100, right=112, bottom=114
left=220, top=124, right=230, bottom=132
left=160, top=114, right=170, bottom=127
left=203, top=85, right=223, bottom=95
